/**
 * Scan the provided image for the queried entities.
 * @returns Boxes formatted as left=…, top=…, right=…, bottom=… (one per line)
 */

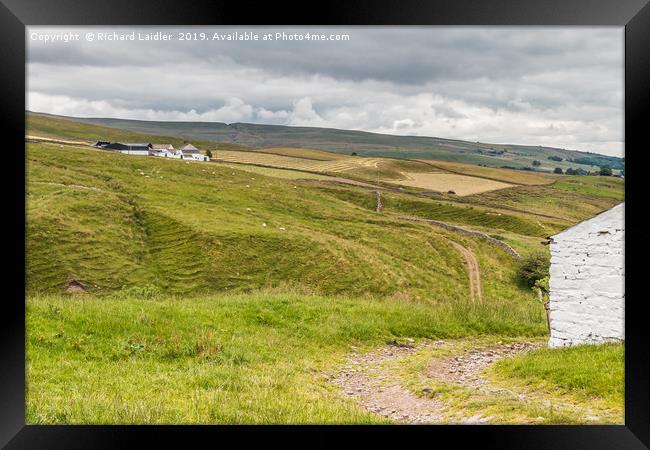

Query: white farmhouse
left=548, top=203, right=624, bottom=347
left=151, top=144, right=178, bottom=158
left=180, top=143, right=210, bottom=161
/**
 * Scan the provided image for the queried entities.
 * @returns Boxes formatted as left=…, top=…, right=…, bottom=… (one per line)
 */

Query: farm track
left=32, top=181, right=104, bottom=192
left=371, top=193, right=483, bottom=303
left=446, top=239, right=482, bottom=304
left=26, top=135, right=92, bottom=147
left=330, top=340, right=545, bottom=424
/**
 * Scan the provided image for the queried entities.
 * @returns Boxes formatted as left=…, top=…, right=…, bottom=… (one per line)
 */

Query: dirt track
left=446, top=239, right=482, bottom=304
left=330, top=340, right=542, bottom=424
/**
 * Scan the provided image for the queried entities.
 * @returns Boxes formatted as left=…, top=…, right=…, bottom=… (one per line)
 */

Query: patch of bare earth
left=425, top=341, right=542, bottom=389
left=330, top=340, right=542, bottom=424
left=330, top=340, right=447, bottom=424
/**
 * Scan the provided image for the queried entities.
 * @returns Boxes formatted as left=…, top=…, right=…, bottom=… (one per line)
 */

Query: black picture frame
left=2, top=0, right=647, bottom=448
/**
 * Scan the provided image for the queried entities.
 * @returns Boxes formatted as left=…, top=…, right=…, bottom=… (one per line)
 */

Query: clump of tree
left=599, top=165, right=613, bottom=176
left=565, top=167, right=588, bottom=175
left=517, top=252, right=550, bottom=289
left=553, top=167, right=563, bottom=174
left=532, top=160, right=541, bottom=167
left=351, top=152, right=358, bottom=156
left=574, top=156, right=624, bottom=170
left=547, top=155, right=563, bottom=162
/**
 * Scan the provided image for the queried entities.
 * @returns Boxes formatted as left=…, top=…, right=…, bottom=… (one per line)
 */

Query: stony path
left=330, top=340, right=542, bottom=424
left=425, top=341, right=541, bottom=390
left=331, top=340, right=447, bottom=424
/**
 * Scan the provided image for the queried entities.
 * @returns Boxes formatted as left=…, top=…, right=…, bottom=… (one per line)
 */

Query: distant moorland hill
left=27, top=111, right=623, bottom=173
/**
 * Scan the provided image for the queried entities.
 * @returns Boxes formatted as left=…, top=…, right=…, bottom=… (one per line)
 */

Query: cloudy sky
left=27, top=27, right=623, bottom=156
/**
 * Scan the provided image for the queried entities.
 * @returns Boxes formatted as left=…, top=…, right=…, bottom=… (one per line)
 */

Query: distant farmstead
left=94, top=141, right=210, bottom=162
left=547, top=203, right=624, bottom=348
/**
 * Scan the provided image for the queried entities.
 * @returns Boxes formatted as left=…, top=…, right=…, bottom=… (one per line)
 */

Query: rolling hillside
left=26, top=112, right=624, bottom=268
left=27, top=142, right=533, bottom=303
left=25, top=114, right=624, bottom=425
left=28, top=111, right=624, bottom=173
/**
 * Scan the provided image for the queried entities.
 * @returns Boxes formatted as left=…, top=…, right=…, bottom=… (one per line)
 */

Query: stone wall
left=396, top=215, right=521, bottom=259
left=548, top=203, right=624, bottom=347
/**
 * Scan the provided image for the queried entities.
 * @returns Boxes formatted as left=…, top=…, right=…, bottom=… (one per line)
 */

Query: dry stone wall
left=396, top=215, right=521, bottom=259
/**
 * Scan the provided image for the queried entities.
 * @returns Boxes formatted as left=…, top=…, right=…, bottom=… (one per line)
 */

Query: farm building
left=180, top=143, right=210, bottom=161
left=547, top=203, right=624, bottom=348
left=102, top=142, right=153, bottom=156
left=151, top=144, right=178, bottom=158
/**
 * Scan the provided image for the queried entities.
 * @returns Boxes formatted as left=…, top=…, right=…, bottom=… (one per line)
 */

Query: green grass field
left=27, top=292, right=546, bottom=424
left=33, top=140, right=568, bottom=304
left=465, top=177, right=623, bottom=223
left=25, top=115, right=625, bottom=424
left=488, top=343, right=624, bottom=421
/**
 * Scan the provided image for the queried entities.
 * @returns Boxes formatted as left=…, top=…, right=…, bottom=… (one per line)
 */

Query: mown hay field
left=252, top=147, right=348, bottom=161
left=213, top=149, right=440, bottom=180
left=421, top=159, right=558, bottom=186
left=217, top=163, right=334, bottom=180
left=384, top=172, right=514, bottom=196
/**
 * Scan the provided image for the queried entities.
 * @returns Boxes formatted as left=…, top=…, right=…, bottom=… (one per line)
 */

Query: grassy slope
left=27, top=293, right=545, bottom=424
left=27, top=112, right=249, bottom=152
left=466, top=177, right=623, bottom=223
left=489, top=343, right=624, bottom=418
left=28, top=143, right=536, bottom=305
left=309, top=177, right=623, bottom=257
left=25, top=115, right=624, bottom=424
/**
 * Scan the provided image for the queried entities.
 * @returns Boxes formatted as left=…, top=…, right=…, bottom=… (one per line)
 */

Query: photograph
left=21, top=24, right=628, bottom=426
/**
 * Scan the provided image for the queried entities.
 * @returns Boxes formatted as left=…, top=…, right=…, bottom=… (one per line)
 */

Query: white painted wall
left=548, top=203, right=624, bottom=347
left=119, top=150, right=150, bottom=156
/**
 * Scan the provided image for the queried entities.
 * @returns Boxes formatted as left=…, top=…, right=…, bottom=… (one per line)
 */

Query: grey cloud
left=26, top=26, right=624, bottom=156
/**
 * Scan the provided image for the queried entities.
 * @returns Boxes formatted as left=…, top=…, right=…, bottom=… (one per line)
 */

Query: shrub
left=599, top=166, right=613, bottom=176
left=517, top=252, right=550, bottom=288
left=553, top=167, right=563, bottom=174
